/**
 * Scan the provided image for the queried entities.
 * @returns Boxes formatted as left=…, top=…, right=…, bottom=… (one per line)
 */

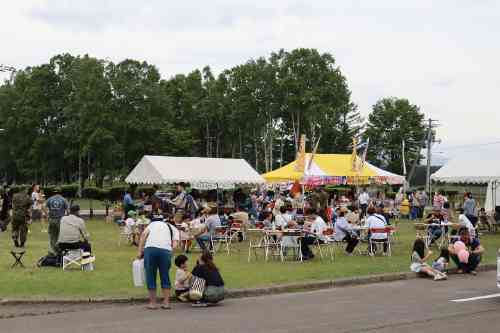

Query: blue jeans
left=144, top=247, right=172, bottom=290
left=410, top=207, right=418, bottom=220
left=196, top=235, right=212, bottom=251
left=428, top=226, right=442, bottom=244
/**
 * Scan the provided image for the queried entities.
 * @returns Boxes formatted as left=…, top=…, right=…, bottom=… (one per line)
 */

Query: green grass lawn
left=0, top=219, right=498, bottom=299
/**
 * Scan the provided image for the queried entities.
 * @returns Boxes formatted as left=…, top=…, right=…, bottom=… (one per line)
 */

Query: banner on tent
left=191, top=182, right=236, bottom=190
left=302, top=176, right=399, bottom=187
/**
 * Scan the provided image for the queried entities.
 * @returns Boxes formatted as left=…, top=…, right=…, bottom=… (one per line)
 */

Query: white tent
left=485, top=181, right=500, bottom=212
left=125, top=155, right=265, bottom=189
left=431, top=154, right=500, bottom=184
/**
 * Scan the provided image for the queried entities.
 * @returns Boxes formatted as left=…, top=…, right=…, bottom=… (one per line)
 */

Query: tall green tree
left=0, top=48, right=365, bottom=185
left=364, top=97, right=426, bottom=173
left=272, top=48, right=360, bottom=155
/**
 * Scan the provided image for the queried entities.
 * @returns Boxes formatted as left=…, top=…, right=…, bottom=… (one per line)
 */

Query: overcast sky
left=2, top=1, right=500, bottom=161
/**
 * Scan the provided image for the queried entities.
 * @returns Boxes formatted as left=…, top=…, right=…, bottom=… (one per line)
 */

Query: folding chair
left=62, top=249, right=86, bottom=270
left=210, top=226, right=231, bottom=255
left=247, top=229, right=267, bottom=262
left=314, top=228, right=336, bottom=262
left=225, top=221, right=243, bottom=253
left=280, top=230, right=303, bottom=262
left=229, top=220, right=245, bottom=242
left=368, top=227, right=392, bottom=256
left=264, top=231, right=282, bottom=261
left=118, top=226, right=134, bottom=246
left=10, top=249, right=26, bottom=268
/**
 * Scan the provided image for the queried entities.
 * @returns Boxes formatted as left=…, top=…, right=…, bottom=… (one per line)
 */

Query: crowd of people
left=0, top=184, right=91, bottom=262
left=0, top=181, right=496, bottom=309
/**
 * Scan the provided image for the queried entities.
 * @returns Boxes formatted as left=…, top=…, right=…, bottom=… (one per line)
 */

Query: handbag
left=132, top=259, right=145, bottom=287
left=189, top=276, right=206, bottom=301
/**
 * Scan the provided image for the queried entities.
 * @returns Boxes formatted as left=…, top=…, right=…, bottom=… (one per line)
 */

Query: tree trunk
left=231, top=142, right=236, bottom=158
left=78, top=150, right=83, bottom=197
left=268, top=115, right=273, bottom=171
left=205, top=122, right=210, bottom=157
left=269, top=126, right=273, bottom=171
left=215, top=129, right=221, bottom=158
left=239, top=127, right=243, bottom=158
left=280, top=136, right=284, bottom=167
left=253, top=129, right=259, bottom=172
left=262, top=129, right=268, bottom=172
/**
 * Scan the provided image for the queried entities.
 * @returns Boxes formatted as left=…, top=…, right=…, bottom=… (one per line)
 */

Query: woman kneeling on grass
left=192, top=251, right=225, bottom=307
left=410, top=239, right=447, bottom=281
left=138, top=215, right=180, bottom=310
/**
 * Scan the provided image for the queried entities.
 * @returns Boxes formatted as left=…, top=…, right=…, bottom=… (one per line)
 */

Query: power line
left=435, top=140, right=500, bottom=151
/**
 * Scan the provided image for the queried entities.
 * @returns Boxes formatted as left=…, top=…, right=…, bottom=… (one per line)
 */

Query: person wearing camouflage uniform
left=45, top=189, right=68, bottom=255
left=11, top=190, right=32, bottom=248
left=0, top=186, right=13, bottom=232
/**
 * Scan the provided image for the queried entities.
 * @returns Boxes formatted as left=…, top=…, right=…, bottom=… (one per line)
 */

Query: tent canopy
left=484, top=181, right=500, bottom=212
left=125, top=155, right=265, bottom=188
left=262, top=154, right=404, bottom=185
left=431, top=154, right=500, bottom=184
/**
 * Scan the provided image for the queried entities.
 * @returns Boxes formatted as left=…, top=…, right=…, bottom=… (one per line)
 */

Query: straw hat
left=202, top=203, right=217, bottom=214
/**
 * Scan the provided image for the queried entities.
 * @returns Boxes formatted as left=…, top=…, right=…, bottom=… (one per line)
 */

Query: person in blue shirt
left=123, top=189, right=135, bottom=218
left=45, top=189, right=69, bottom=255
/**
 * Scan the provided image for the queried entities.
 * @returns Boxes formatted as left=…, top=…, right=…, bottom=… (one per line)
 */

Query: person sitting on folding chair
left=425, top=207, right=444, bottom=245
left=57, top=205, right=92, bottom=254
left=334, top=207, right=359, bottom=256
left=300, top=208, right=327, bottom=260
left=193, top=205, right=220, bottom=251
left=366, top=207, right=389, bottom=255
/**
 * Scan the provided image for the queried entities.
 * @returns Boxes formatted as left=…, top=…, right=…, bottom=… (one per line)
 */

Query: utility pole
left=425, top=118, right=440, bottom=195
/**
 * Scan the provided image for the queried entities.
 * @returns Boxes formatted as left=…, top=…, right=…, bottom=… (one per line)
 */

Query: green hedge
left=61, top=185, right=78, bottom=198
left=82, top=187, right=102, bottom=200
left=108, top=186, right=128, bottom=202
left=9, top=184, right=134, bottom=202
left=42, top=186, right=59, bottom=197
left=11, top=185, right=30, bottom=194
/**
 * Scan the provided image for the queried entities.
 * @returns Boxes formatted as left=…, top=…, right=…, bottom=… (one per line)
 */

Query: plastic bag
left=132, top=259, right=145, bottom=287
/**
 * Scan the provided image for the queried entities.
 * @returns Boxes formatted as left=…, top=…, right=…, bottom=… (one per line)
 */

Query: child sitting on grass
left=174, top=254, right=192, bottom=302
left=410, top=239, right=447, bottom=281
left=432, top=248, right=450, bottom=273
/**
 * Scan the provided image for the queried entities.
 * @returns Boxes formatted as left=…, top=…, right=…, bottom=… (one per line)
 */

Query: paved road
left=1, top=271, right=499, bottom=333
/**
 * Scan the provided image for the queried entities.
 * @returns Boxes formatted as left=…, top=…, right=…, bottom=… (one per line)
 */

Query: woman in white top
left=138, top=215, right=180, bottom=310
left=366, top=207, right=389, bottom=254
left=31, top=184, right=42, bottom=221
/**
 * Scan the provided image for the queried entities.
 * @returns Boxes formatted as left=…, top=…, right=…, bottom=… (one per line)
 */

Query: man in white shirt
left=366, top=207, right=389, bottom=254
left=310, top=214, right=328, bottom=241
left=458, top=209, right=476, bottom=238
left=300, top=209, right=327, bottom=259
left=274, top=206, right=288, bottom=229
left=334, top=208, right=359, bottom=255
left=358, top=189, right=370, bottom=218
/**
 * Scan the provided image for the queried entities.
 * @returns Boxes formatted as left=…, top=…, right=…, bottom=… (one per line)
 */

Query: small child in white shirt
left=174, top=254, right=192, bottom=302
left=432, top=248, right=450, bottom=273
left=124, top=211, right=137, bottom=234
